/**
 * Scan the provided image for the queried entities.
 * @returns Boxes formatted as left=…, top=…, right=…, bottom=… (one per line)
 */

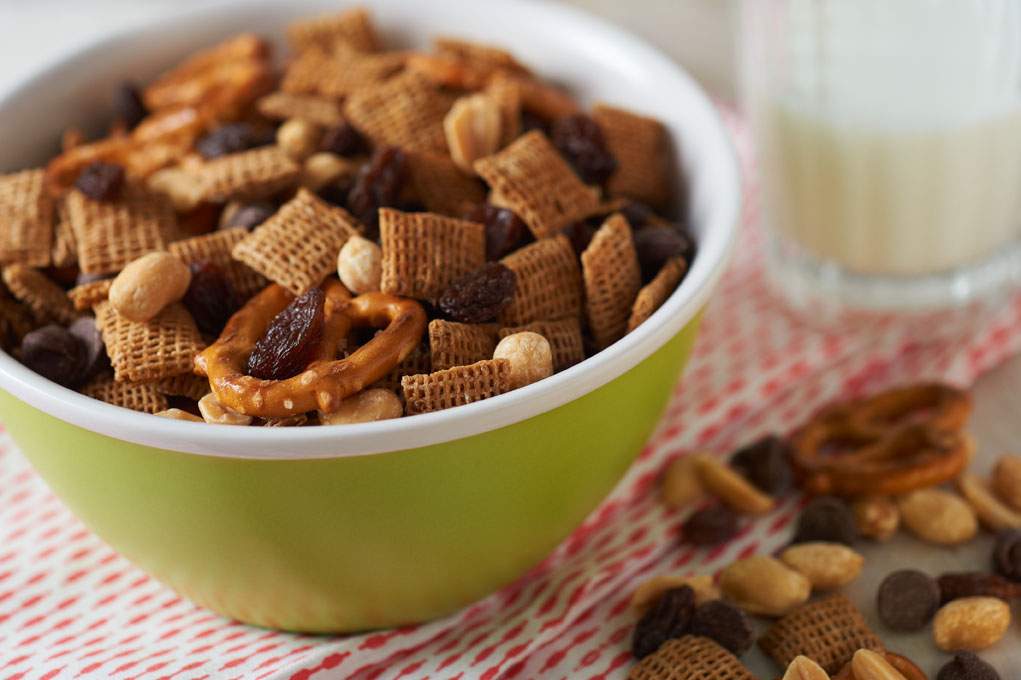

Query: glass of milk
left=740, top=0, right=1021, bottom=326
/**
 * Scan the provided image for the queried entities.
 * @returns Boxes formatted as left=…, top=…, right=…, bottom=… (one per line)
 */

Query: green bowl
left=0, top=0, right=740, bottom=633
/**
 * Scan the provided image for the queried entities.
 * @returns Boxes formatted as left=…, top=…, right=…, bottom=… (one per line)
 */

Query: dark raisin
left=226, top=203, right=276, bottom=231
left=633, top=226, right=694, bottom=283
left=689, top=600, right=752, bottom=656
left=438, top=262, right=517, bottom=324
left=347, top=145, right=408, bottom=238
left=562, top=220, right=596, bottom=258
left=319, top=176, right=356, bottom=210
left=68, top=316, right=108, bottom=383
left=74, top=162, right=125, bottom=201
left=730, top=435, right=793, bottom=496
left=682, top=506, right=738, bottom=546
left=631, top=586, right=695, bottom=659
left=21, top=325, right=87, bottom=388
left=321, top=123, right=365, bottom=157
left=550, top=114, right=618, bottom=184
left=464, top=205, right=532, bottom=260
left=520, top=110, right=550, bottom=136
left=182, top=261, right=238, bottom=336
left=196, top=123, right=256, bottom=159
left=247, top=288, right=325, bottom=380
left=876, top=569, right=940, bottom=632
left=937, top=650, right=1001, bottom=680
left=938, top=571, right=1021, bottom=604
left=993, top=528, right=1021, bottom=581
left=791, top=496, right=859, bottom=545
left=112, top=82, right=147, bottom=130
left=620, top=201, right=655, bottom=230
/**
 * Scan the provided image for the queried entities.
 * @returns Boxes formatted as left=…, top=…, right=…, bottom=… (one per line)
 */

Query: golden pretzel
left=195, top=279, right=426, bottom=418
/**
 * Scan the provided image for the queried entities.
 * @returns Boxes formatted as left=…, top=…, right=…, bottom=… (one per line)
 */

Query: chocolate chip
left=937, top=650, right=1001, bottom=680
left=320, top=123, right=365, bottom=157
left=21, top=325, right=87, bottom=388
left=876, top=569, right=940, bottom=632
left=993, top=528, right=1021, bottom=581
left=68, top=317, right=108, bottom=384
left=113, top=82, right=147, bottom=130
left=730, top=435, right=793, bottom=496
left=196, top=123, right=256, bottom=159
left=791, top=496, right=859, bottom=545
left=226, top=203, right=276, bottom=231
left=631, top=586, right=695, bottom=659
left=683, top=506, right=738, bottom=546
left=689, top=600, right=752, bottom=656
left=74, top=162, right=125, bottom=201
left=633, top=226, right=693, bottom=283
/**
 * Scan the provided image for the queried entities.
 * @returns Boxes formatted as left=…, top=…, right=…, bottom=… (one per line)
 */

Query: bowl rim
left=0, top=0, right=741, bottom=460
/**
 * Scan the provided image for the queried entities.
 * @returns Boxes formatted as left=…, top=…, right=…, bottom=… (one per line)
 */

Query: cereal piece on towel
left=66, top=185, right=175, bottom=275
left=344, top=71, right=455, bottom=153
left=379, top=208, right=485, bottom=300
left=428, top=319, right=497, bottom=371
left=758, top=594, right=885, bottom=675
left=195, top=146, right=300, bottom=202
left=50, top=197, right=78, bottom=268
left=95, top=301, right=204, bottom=382
left=233, top=188, right=358, bottom=295
left=498, top=235, right=582, bottom=326
left=401, top=358, right=511, bottom=415
left=594, top=104, right=671, bottom=209
left=147, top=371, right=210, bottom=401
left=629, top=636, right=757, bottom=680
left=282, top=46, right=406, bottom=99
left=372, top=342, right=431, bottom=394
left=82, top=374, right=168, bottom=414
left=68, top=278, right=113, bottom=310
left=474, top=130, right=601, bottom=239
left=498, top=317, right=585, bottom=372
left=287, top=6, right=380, bottom=54
left=0, top=169, right=53, bottom=268
left=169, top=227, right=268, bottom=301
left=628, top=257, right=687, bottom=333
left=257, top=91, right=347, bottom=127
left=406, top=151, right=486, bottom=217
left=582, top=214, right=642, bottom=349
left=2, top=265, right=80, bottom=325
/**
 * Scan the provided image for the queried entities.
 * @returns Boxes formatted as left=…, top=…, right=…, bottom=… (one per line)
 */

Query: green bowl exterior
left=0, top=313, right=701, bottom=633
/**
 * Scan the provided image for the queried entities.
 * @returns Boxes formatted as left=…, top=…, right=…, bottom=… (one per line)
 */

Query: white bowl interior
left=0, top=0, right=740, bottom=459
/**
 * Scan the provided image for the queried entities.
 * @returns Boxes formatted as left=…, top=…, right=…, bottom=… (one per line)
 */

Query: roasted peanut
left=493, top=332, right=553, bottom=390
left=957, top=473, right=1021, bottom=530
left=783, top=655, right=831, bottom=680
left=932, top=597, right=1010, bottom=651
left=337, top=236, right=382, bottom=294
left=851, top=649, right=906, bottom=680
left=444, top=93, right=501, bottom=172
left=660, top=455, right=706, bottom=509
left=155, top=408, right=203, bottom=422
left=851, top=495, right=899, bottom=541
left=630, top=573, right=718, bottom=615
left=992, top=453, right=1021, bottom=511
left=320, top=388, right=402, bottom=425
left=718, top=555, right=811, bottom=617
left=198, top=392, right=253, bottom=426
left=693, top=453, right=773, bottom=515
left=109, top=251, right=191, bottom=322
left=147, top=166, right=204, bottom=213
left=898, top=488, right=977, bottom=545
left=277, top=118, right=320, bottom=161
left=301, top=152, right=359, bottom=191
left=779, top=542, right=865, bottom=591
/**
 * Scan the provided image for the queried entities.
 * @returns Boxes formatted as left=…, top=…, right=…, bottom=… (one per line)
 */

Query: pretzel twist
left=195, top=279, right=426, bottom=418
left=791, top=383, right=972, bottom=498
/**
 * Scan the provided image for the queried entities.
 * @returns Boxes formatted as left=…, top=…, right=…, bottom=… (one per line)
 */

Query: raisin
left=321, top=123, right=365, bottom=157
left=464, top=205, right=532, bottom=260
left=68, top=317, right=108, bottom=384
left=619, top=201, right=655, bottom=230
left=993, top=528, right=1021, bottom=581
left=937, top=650, right=1001, bottom=680
left=682, top=506, right=738, bottom=546
left=21, top=325, right=87, bottom=388
left=182, top=261, right=238, bottom=336
left=791, top=496, right=859, bottom=546
left=113, top=82, right=147, bottom=130
left=730, top=435, right=793, bottom=496
left=319, top=176, right=356, bottom=210
left=689, top=600, right=753, bottom=656
left=74, top=162, right=125, bottom=201
left=550, top=114, right=617, bottom=184
left=938, top=571, right=1021, bottom=604
left=520, top=110, right=550, bottom=136
left=226, top=203, right=276, bottom=231
left=631, top=586, right=695, bottom=659
left=438, top=262, right=517, bottom=324
left=247, top=288, right=325, bottom=380
left=347, top=145, right=408, bottom=238
left=196, top=123, right=256, bottom=159
left=562, top=220, right=596, bottom=258
left=876, top=569, right=940, bottom=632
left=633, top=226, right=694, bottom=283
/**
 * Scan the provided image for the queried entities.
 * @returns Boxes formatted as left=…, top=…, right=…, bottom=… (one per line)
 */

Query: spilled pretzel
left=195, top=278, right=426, bottom=418
left=791, top=383, right=972, bottom=498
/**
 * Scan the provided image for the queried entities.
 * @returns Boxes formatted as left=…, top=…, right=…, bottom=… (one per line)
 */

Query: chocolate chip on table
left=196, top=123, right=256, bottom=159
left=550, top=113, right=617, bottom=185
left=937, top=650, right=1001, bottom=680
left=729, top=434, right=794, bottom=496
left=320, top=123, right=365, bottom=157
left=876, top=569, right=940, bottom=632
left=632, top=226, right=694, bottom=283
left=438, top=262, right=517, bottom=324
left=346, top=145, right=408, bottom=238
left=20, top=324, right=87, bottom=388
left=74, top=161, right=126, bottom=201
left=791, top=496, right=859, bottom=546
left=682, top=506, right=738, bottom=546
left=689, top=599, right=752, bottom=656
left=112, top=81, right=147, bottom=130
left=68, top=317, right=108, bottom=383
left=464, top=204, right=532, bottom=261
left=631, top=585, right=695, bottom=659
left=226, top=203, right=276, bottom=231
left=992, top=528, right=1021, bottom=581
left=938, top=571, right=1021, bottom=604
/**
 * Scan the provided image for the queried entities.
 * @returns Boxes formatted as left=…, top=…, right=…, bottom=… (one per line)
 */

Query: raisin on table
left=631, top=586, right=695, bottom=659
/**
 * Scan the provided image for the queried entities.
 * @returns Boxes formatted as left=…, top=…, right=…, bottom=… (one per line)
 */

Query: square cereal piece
left=594, top=103, right=671, bottom=209
left=582, top=214, right=642, bottom=349
left=82, top=374, right=168, bottom=414
left=233, top=188, right=358, bottom=295
left=629, top=636, right=756, bottom=680
left=287, top=6, right=380, bottom=54
left=488, top=71, right=579, bottom=122
left=282, top=46, right=406, bottom=99
left=0, top=169, right=53, bottom=267
left=758, top=594, right=885, bottom=675
left=406, top=151, right=486, bottom=218
left=428, top=319, right=497, bottom=371
left=474, top=130, right=601, bottom=239
left=257, top=91, right=347, bottom=127
left=401, top=358, right=511, bottom=415
left=195, top=146, right=300, bottom=202
left=379, top=209, right=485, bottom=300
left=627, top=257, right=687, bottom=333
left=51, top=197, right=78, bottom=268
left=434, top=37, right=529, bottom=74
left=147, top=371, right=210, bottom=401
left=372, top=342, right=431, bottom=393
left=95, top=301, right=205, bottom=382
left=344, top=71, right=455, bottom=153
left=66, top=185, right=175, bottom=275
left=498, top=317, right=584, bottom=372
left=169, top=227, right=268, bottom=301
left=68, top=278, right=113, bottom=310
left=498, top=235, right=582, bottom=326
left=2, top=265, right=79, bottom=325
left=483, top=78, right=522, bottom=148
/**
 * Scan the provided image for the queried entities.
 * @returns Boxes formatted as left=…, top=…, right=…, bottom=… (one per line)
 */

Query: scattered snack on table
left=692, top=453, right=773, bottom=515
left=936, top=650, right=1002, bottom=680
left=779, top=542, right=864, bottom=592
left=782, top=655, right=830, bottom=680
left=850, top=495, right=900, bottom=541
left=956, top=473, right=1021, bottom=530
left=898, top=487, right=978, bottom=545
left=791, top=496, right=859, bottom=546
left=875, top=570, right=940, bottom=632
left=681, top=505, right=738, bottom=546
left=937, top=571, right=1021, bottom=603
left=628, top=635, right=757, bottom=680
left=630, top=574, right=718, bottom=615
left=688, top=599, right=753, bottom=656
left=631, top=585, right=696, bottom=660
left=718, top=555, right=811, bottom=617
left=931, top=597, right=1010, bottom=651
left=729, top=434, right=793, bottom=496
left=659, top=455, right=706, bottom=509
left=992, top=528, right=1021, bottom=580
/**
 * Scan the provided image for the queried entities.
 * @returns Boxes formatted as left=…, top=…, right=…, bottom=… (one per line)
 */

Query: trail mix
left=0, top=7, right=695, bottom=424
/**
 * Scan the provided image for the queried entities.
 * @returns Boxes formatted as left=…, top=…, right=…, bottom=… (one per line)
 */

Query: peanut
left=277, top=118, right=321, bottom=161
left=897, top=488, right=977, bottom=545
left=198, top=392, right=252, bottom=426
left=493, top=332, right=553, bottom=390
left=301, top=152, right=359, bottom=191
left=932, top=597, right=1010, bottom=651
left=851, top=495, right=899, bottom=541
left=154, top=408, right=203, bottom=422
left=630, top=574, right=718, bottom=615
left=109, top=251, right=191, bottom=322
left=147, top=166, right=204, bottom=213
left=693, top=453, right=773, bottom=515
left=957, top=473, right=1021, bottom=530
left=320, top=388, right=402, bottom=425
left=783, top=655, right=831, bottom=680
left=851, top=649, right=906, bottom=680
left=992, top=453, right=1021, bottom=511
left=718, top=555, right=811, bottom=617
left=659, top=455, right=706, bottom=509
left=444, top=93, right=501, bottom=172
left=337, top=236, right=382, bottom=294
left=779, top=542, right=865, bottom=591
